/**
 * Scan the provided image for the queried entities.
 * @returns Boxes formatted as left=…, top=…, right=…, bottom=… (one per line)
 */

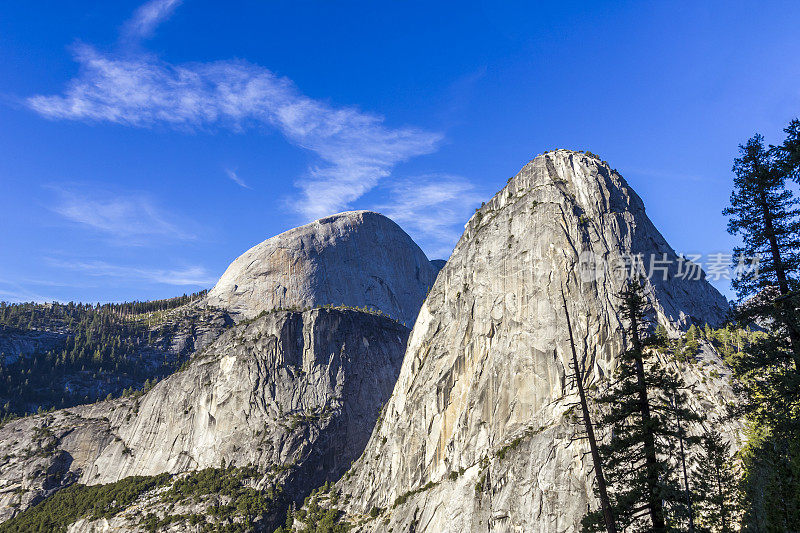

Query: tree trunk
left=674, top=394, right=695, bottom=533
left=759, top=191, right=800, bottom=372
left=629, top=308, right=668, bottom=533
left=562, top=292, right=617, bottom=533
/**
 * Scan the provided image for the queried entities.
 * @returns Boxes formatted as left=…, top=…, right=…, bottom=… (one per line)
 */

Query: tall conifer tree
left=723, top=126, right=800, bottom=530
left=583, top=279, right=700, bottom=532
left=723, top=134, right=800, bottom=368
left=694, top=429, right=737, bottom=533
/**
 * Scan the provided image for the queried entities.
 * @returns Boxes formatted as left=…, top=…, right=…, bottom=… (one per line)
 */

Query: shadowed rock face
left=83, top=308, right=408, bottom=488
left=430, top=259, right=448, bottom=274
left=0, top=308, right=409, bottom=525
left=0, top=327, right=66, bottom=366
left=331, top=150, right=735, bottom=532
left=206, top=210, right=439, bottom=328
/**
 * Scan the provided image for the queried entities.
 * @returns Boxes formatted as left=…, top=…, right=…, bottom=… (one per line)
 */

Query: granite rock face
left=331, top=150, right=735, bottom=532
left=0, top=308, right=408, bottom=525
left=0, top=408, right=114, bottom=523
left=0, top=327, right=66, bottom=366
left=1, top=151, right=740, bottom=532
left=206, top=210, right=439, bottom=327
left=83, top=308, right=407, bottom=488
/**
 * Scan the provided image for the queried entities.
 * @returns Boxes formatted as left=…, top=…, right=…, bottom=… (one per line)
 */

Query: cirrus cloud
left=26, top=0, right=483, bottom=260
left=374, top=175, right=486, bottom=259
left=225, top=169, right=251, bottom=189
left=49, top=185, right=196, bottom=243
left=122, top=0, right=183, bottom=41
left=27, top=44, right=442, bottom=220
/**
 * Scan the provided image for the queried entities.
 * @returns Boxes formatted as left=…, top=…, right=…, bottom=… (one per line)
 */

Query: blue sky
left=1, top=0, right=799, bottom=303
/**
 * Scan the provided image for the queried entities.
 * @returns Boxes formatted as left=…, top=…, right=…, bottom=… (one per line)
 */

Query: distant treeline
left=0, top=289, right=208, bottom=330
left=105, top=290, right=208, bottom=316
left=0, top=290, right=208, bottom=419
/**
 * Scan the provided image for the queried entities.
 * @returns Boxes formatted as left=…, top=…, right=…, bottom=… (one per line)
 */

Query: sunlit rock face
left=0, top=308, right=409, bottom=524
left=206, top=210, right=439, bottom=328
left=0, top=152, right=738, bottom=532
left=333, top=150, right=733, bottom=533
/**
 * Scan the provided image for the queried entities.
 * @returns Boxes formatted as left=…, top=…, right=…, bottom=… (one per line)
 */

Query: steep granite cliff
left=1, top=151, right=739, bottom=532
left=0, top=307, right=408, bottom=527
left=326, top=150, right=734, bottom=532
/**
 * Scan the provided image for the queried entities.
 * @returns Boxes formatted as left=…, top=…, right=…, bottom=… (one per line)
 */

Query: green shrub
left=0, top=474, right=170, bottom=533
left=392, top=481, right=437, bottom=508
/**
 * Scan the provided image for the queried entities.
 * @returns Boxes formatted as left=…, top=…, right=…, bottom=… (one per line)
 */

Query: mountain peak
left=206, top=210, right=438, bottom=327
left=329, top=154, right=734, bottom=532
left=461, top=149, right=728, bottom=330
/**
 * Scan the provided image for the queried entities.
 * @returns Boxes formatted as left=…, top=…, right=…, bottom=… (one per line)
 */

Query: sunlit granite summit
left=206, top=210, right=439, bottom=327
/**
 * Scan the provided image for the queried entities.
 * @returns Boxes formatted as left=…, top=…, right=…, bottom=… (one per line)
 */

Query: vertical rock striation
left=0, top=308, right=409, bottom=525
left=333, top=150, right=733, bottom=532
left=83, top=308, right=408, bottom=489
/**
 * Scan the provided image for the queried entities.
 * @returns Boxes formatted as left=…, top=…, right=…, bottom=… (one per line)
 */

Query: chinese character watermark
left=576, top=251, right=759, bottom=283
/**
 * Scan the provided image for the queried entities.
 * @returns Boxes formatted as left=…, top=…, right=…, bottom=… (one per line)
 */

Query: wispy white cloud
left=225, top=169, right=251, bottom=189
left=49, top=186, right=195, bottom=243
left=122, top=0, right=182, bottom=41
left=27, top=4, right=443, bottom=220
left=49, top=259, right=216, bottom=286
left=0, top=281, right=54, bottom=303
left=374, top=175, right=485, bottom=259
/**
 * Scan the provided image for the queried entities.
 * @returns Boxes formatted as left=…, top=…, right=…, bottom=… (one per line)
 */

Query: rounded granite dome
left=206, top=210, right=437, bottom=327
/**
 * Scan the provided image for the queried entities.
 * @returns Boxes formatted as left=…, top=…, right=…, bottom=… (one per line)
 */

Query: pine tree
left=723, top=126, right=800, bottom=530
left=655, top=323, right=670, bottom=353
left=775, top=118, right=800, bottom=183
left=685, top=325, right=699, bottom=358
left=583, top=279, right=701, bottom=532
left=694, top=429, right=737, bottom=533
left=723, top=133, right=800, bottom=369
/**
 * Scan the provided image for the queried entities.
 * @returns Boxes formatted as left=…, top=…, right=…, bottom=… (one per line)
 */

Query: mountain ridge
left=315, top=149, right=737, bottom=532
left=0, top=150, right=741, bottom=533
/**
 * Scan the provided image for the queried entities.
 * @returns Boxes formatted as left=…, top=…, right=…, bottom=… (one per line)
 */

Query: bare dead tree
left=562, top=289, right=617, bottom=533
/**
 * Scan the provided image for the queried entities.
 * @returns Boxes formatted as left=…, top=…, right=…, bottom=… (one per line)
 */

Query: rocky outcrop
left=0, top=326, right=65, bottom=365
left=327, top=150, right=734, bottom=532
left=153, top=305, right=234, bottom=358
left=205, top=211, right=439, bottom=327
left=0, top=409, right=115, bottom=522
left=0, top=308, right=408, bottom=525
